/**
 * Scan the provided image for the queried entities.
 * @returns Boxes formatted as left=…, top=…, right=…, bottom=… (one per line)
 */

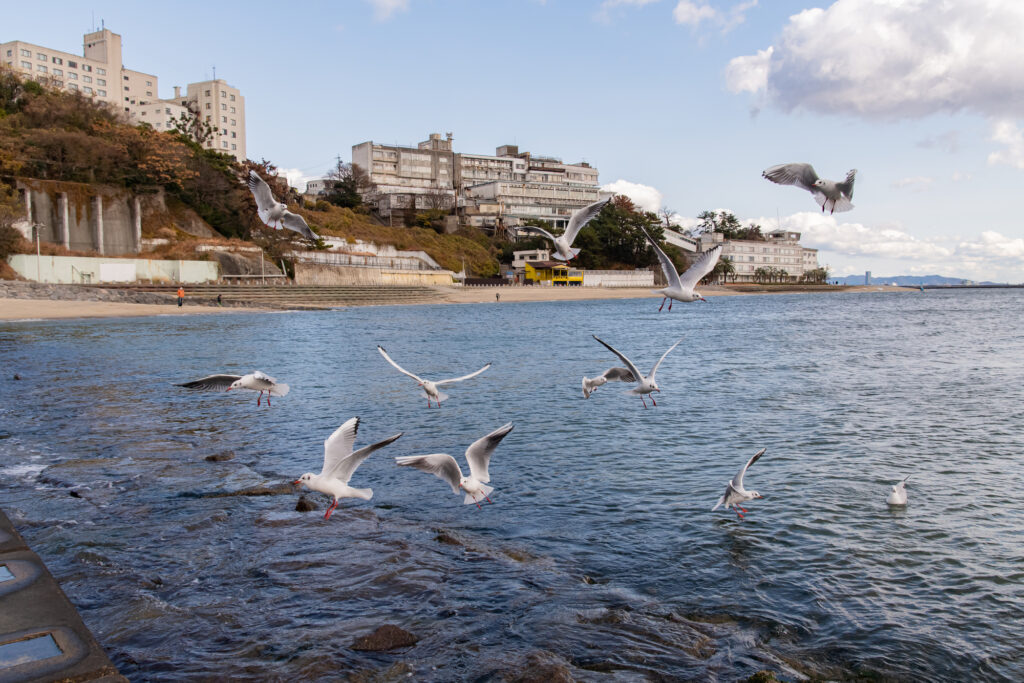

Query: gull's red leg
left=658, top=297, right=666, bottom=312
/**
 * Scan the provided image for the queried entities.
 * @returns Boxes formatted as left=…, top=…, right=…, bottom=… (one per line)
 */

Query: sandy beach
left=0, top=299, right=264, bottom=321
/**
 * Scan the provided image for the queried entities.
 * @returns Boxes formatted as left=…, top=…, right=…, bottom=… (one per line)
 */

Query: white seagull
left=887, top=475, right=910, bottom=506
left=377, top=345, right=491, bottom=408
left=175, top=371, right=290, bottom=406
left=641, top=226, right=722, bottom=311
left=246, top=170, right=318, bottom=241
left=762, top=163, right=857, bottom=215
left=293, top=417, right=402, bottom=520
left=591, top=335, right=682, bottom=409
left=395, top=423, right=514, bottom=509
left=712, top=448, right=767, bottom=520
left=582, top=367, right=636, bottom=399
left=516, top=196, right=611, bottom=261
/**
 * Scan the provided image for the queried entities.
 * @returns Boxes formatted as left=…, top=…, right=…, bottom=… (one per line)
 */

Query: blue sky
left=6, top=1, right=1024, bottom=281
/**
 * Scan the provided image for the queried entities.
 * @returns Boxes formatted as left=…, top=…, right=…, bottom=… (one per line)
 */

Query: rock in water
left=351, top=625, right=419, bottom=651
left=205, top=452, right=236, bottom=462
left=294, top=496, right=317, bottom=512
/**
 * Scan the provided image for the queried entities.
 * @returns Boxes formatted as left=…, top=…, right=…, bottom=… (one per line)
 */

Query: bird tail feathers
left=350, top=487, right=373, bottom=501
left=422, top=389, right=449, bottom=403
left=270, top=383, right=290, bottom=397
left=711, top=497, right=724, bottom=511
left=464, top=484, right=493, bottom=505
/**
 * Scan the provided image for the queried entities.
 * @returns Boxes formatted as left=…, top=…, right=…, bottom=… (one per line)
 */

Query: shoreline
left=0, top=283, right=916, bottom=321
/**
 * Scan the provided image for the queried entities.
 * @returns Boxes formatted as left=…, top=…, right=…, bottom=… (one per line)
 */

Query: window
left=68, top=60, right=77, bottom=68
left=230, top=94, right=235, bottom=101
left=97, top=90, right=106, bottom=97
left=230, top=119, right=235, bottom=125
left=52, top=56, right=62, bottom=65
left=21, top=49, right=31, bottom=57
left=69, top=83, right=78, bottom=90
left=165, top=108, right=171, bottom=115
left=124, top=86, right=128, bottom=91
left=204, top=89, right=210, bottom=96
left=221, top=116, right=226, bottom=123
left=145, top=80, right=152, bottom=86
left=222, top=141, right=228, bottom=148
left=37, top=53, right=47, bottom=60
left=220, top=103, right=226, bottom=110
left=231, top=144, right=237, bottom=150
left=68, top=72, right=77, bottom=80
left=123, top=75, right=129, bottom=80
left=84, top=87, right=93, bottom=94
left=97, top=68, right=105, bottom=75
left=220, top=90, right=226, bottom=97
left=83, top=64, right=92, bottom=72
left=5, top=50, right=10, bottom=57
left=146, top=91, right=151, bottom=96
left=53, top=68, right=63, bottom=76
left=231, top=131, right=236, bottom=138
left=205, top=103, right=210, bottom=109
left=97, top=78, right=105, bottom=85
left=140, top=110, right=146, bottom=116
left=21, top=61, right=31, bottom=69
left=37, top=65, right=47, bottom=73
left=83, top=75, right=92, bottom=83
left=230, top=106, right=235, bottom=113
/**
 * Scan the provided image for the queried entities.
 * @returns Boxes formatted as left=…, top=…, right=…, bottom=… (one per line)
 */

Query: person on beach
left=177, top=286, right=185, bottom=307
left=496, top=292, right=500, bottom=303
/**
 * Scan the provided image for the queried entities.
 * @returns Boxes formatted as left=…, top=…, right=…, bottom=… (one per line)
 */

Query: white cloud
left=987, top=119, right=1024, bottom=168
left=891, top=176, right=934, bottom=192
left=368, top=0, right=409, bottom=21
left=278, top=168, right=319, bottom=192
left=916, top=130, right=960, bottom=154
left=726, top=0, right=1024, bottom=119
left=673, top=1, right=717, bottom=26
left=601, top=179, right=664, bottom=213
left=951, top=171, right=972, bottom=182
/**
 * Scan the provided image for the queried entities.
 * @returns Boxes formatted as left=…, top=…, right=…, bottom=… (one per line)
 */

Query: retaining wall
left=8, top=254, right=220, bottom=284
left=294, top=263, right=453, bottom=286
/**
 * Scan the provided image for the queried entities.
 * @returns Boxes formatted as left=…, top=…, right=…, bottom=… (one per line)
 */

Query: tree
left=659, top=206, right=676, bottom=231
left=170, top=101, right=218, bottom=146
left=711, top=255, right=736, bottom=283
left=323, top=159, right=370, bottom=209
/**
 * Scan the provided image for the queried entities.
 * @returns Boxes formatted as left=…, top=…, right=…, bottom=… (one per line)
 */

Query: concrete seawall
left=0, top=510, right=125, bottom=682
left=294, top=263, right=453, bottom=286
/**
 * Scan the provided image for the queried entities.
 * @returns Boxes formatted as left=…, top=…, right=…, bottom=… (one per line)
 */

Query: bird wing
left=762, top=163, right=819, bottom=193
left=640, top=226, right=681, bottom=290
left=517, top=225, right=557, bottom=242
left=678, top=245, right=722, bottom=291
left=377, top=346, right=426, bottom=383
left=395, top=454, right=463, bottom=494
left=174, top=374, right=241, bottom=391
left=733, top=448, right=766, bottom=490
left=562, top=196, right=611, bottom=246
left=602, top=367, right=636, bottom=383
left=252, top=370, right=276, bottom=383
left=321, top=417, right=360, bottom=477
left=327, top=432, right=403, bottom=484
left=838, top=169, right=857, bottom=200
left=592, top=335, right=643, bottom=384
left=649, top=337, right=683, bottom=381
left=281, top=210, right=318, bottom=240
left=435, top=363, right=491, bottom=386
left=464, top=422, right=514, bottom=483
left=246, top=171, right=277, bottom=223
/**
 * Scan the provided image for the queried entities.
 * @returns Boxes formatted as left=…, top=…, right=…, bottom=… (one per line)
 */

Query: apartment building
left=700, top=229, right=819, bottom=282
left=351, top=133, right=601, bottom=228
left=2, top=28, right=247, bottom=161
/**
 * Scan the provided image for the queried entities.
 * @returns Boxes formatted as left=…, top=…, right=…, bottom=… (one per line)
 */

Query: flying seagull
left=395, top=423, right=514, bottom=509
left=293, top=417, right=402, bottom=520
left=887, top=475, right=910, bottom=506
left=642, top=226, right=722, bottom=311
left=246, top=170, right=318, bottom=240
left=582, top=366, right=636, bottom=399
left=712, top=448, right=767, bottom=519
left=175, top=371, right=289, bottom=406
left=377, top=345, right=491, bottom=408
left=591, top=335, right=682, bottom=408
left=516, top=196, right=611, bottom=261
left=762, top=163, right=857, bottom=215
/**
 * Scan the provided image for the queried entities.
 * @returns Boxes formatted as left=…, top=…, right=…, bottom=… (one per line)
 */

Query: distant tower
left=865, top=271, right=872, bottom=285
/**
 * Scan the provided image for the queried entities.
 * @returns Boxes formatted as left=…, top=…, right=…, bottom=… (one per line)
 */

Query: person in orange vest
left=177, top=286, right=185, bottom=307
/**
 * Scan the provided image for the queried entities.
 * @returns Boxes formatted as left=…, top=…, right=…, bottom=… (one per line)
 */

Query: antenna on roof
left=212, top=65, right=216, bottom=81
left=101, top=18, right=104, bottom=30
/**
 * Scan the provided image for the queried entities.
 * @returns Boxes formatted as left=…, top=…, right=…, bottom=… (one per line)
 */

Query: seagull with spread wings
left=762, top=163, right=857, bottom=215
left=395, top=423, right=514, bottom=508
left=582, top=366, right=636, bottom=399
left=293, top=417, right=402, bottom=520
left=712, top=448, right=767, bottom=520
left=175, top=370, right=289, bottom=406
left=591, top=335, right=682, bottom=408
left=641, top=227, right=722, bottom=311
left=377, top=345, right=491, bottom=408
left=516, top=196, right=611, bottom=261
left=246, top=170, right=318, bottom=241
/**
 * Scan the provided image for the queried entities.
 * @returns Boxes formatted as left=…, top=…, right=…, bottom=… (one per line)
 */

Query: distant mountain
left=832, top=274, right=1004, bottom=286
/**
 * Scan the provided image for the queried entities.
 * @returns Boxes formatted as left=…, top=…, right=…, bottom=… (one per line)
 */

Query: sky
left=5, top=0, right=1024, bottom=281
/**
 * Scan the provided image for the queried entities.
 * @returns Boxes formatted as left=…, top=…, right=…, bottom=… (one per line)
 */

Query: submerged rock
left=207, top=482, right=295, bottom=498
left=294, top=495, right=317, bottom=512
left=504, top=651, right=575, bottom=683
left=205, top=452, right=235, bottom=462
left=351, top=625, right=419, bottom=651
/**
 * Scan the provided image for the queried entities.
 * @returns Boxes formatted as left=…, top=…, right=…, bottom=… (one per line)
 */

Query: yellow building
left=524, top=261, right=583, bottom=286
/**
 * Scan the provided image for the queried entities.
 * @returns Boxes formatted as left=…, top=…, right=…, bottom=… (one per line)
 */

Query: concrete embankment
left=0, top=509, right=125, bottom=682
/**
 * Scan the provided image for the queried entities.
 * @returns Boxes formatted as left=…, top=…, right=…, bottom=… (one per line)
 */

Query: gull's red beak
left=292, top=479, right=301, bottom=486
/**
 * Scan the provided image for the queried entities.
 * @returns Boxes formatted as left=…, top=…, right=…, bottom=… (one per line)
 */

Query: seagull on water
left=395, top=423, right=514, bottom=509
left=591, top=335, right=682, bottom=408
left=293, top=417, right=402, bottom=520
left=246, top=170, right=318, bottom=241
left=582, top=367, right=636, bottom=399
left=516, top=196, right=611, bottom=261
left=640, top=226, right=721, bottom=311
left=712, top=448, right=767, bottom=520
left=175, top=371, right=289, bottom=406
left=887, top=475, right=910, bottom=506
left=762, top=163, right=857, bottom=215
left=377, top=345, right=490, bottom=408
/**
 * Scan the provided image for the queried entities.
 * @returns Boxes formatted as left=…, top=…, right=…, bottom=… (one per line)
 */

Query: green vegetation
left=697, top=210, right=765, bottom=241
